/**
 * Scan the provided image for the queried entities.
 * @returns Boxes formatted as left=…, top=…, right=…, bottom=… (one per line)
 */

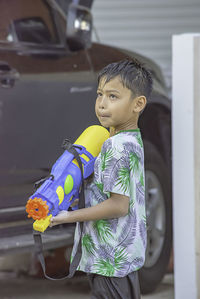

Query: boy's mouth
left=98, top=113, right=110, bottom=118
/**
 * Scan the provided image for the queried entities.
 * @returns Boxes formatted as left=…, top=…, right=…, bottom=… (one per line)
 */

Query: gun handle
left=69, top=197, right=79, bottom=211
left=33, top=214, right=52, bottom=232
left=71, top=203, right=78, bottom=210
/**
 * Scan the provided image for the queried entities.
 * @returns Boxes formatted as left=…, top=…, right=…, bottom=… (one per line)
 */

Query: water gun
left=26, top=125, right=109, bottom=233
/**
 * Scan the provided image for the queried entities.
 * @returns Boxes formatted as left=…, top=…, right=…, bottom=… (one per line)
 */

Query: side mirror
left=66, top=3, right=92, bottom=51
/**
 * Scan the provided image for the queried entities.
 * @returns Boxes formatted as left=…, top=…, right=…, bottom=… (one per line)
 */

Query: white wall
left=172, top=33, right=200, bottom=299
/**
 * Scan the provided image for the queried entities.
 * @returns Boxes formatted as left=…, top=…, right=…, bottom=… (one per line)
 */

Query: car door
left=0, top=0, right=97, bottom=216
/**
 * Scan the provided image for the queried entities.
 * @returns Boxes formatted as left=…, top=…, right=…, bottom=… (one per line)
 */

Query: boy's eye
left=97, top=92, right=102, bottom=97
left=109, top=94, right=117, bottom=99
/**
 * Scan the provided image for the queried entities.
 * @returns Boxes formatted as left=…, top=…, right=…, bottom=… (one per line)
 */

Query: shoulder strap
left=33, top=140, right=85, bottom=280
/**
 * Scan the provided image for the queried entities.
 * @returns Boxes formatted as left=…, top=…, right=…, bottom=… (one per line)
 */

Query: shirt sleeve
left=100, top=138, right=130, bottom=198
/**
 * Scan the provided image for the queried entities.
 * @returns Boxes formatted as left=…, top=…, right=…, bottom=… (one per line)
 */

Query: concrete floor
left=0, top=272, right=174, bottom=299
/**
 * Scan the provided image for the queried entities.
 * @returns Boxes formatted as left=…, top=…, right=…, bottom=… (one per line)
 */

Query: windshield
left=54, top=0, right=72, bottom=14
left=54, top=0, right=93, bottom=12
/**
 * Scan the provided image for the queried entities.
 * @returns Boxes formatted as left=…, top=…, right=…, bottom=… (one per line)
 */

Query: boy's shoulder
left=102, top=130, right=143, bottom=153
left=100, top=131, right=144, bottom=165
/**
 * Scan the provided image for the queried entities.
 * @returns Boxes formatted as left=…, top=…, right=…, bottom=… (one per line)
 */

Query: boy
left=50, top=59, right=153, bottom=298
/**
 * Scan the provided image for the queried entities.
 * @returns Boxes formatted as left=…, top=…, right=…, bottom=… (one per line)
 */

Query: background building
left=92, top=0, right=200, bottom=93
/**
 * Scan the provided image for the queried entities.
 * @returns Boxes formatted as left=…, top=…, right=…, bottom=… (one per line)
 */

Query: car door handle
left=0, top=61, right=20, bottom=88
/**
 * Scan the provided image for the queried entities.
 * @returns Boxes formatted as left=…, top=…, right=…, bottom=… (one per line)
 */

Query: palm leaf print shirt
left=71, top=129, right=147, bottom=277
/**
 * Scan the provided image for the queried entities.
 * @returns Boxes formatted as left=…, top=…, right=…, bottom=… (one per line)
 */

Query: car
left=0, top=0, right=172, bottom=294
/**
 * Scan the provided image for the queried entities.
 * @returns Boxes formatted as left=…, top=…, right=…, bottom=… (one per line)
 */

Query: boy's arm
left=50, top=193, right=129, bottom=226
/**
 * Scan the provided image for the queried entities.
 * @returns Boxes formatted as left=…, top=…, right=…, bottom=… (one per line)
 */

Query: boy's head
left=95, top=58, right=153, bottom=133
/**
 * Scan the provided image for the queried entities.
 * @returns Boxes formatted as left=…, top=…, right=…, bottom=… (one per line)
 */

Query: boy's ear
left=132, top=96, right=147, bottom=113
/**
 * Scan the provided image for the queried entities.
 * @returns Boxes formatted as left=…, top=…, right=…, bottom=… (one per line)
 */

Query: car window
left=0, top=0, right=59, bottom=45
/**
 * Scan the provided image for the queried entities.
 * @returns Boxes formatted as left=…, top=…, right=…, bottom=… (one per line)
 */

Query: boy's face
left=95, top=76, right=145, bottom=132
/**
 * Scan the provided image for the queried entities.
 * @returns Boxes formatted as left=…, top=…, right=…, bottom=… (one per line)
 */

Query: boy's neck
left=110, top=124, right=138, bottom=136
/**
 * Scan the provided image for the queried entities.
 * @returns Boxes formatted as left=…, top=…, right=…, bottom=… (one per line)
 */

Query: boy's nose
left=99, top=96, right=107, bottom=109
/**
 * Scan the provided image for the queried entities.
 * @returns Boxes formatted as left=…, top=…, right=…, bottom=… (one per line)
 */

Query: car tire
left=139, top=140, right=172, bottom=294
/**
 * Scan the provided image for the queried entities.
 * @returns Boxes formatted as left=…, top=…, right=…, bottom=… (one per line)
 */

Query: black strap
left=34, top=174, right=54, bottom=191
left=33, top=141, right=85, bottom=280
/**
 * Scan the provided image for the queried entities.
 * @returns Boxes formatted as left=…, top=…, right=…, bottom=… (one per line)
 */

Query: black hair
left=97, top=58, right=153, bottom=100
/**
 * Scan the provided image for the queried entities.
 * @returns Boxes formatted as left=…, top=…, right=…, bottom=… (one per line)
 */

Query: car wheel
left=139, top=140, right=172, bottom=294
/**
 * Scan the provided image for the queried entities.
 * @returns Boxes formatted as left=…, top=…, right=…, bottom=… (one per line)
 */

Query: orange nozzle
left=26, top=197, right=49, bottom=220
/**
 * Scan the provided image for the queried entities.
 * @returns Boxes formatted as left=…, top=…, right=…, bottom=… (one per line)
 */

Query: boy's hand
left=50, top=210, right=71, bottom=227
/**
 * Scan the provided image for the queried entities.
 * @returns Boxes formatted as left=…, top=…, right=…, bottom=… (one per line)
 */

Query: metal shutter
left=92, top=0, right=200, bottom=90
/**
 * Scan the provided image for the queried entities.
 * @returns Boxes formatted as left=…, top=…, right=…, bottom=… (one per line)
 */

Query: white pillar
left=172, top=33, right=200, bottom=299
